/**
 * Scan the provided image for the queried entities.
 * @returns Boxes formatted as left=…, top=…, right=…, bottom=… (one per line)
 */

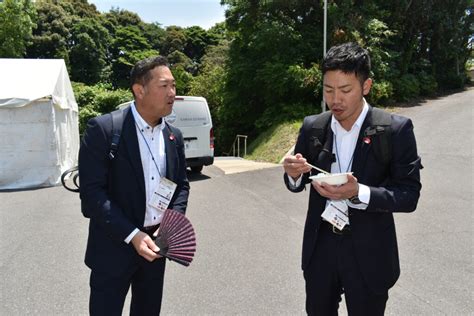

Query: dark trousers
left=89, top=257, right=166, bottom=316
left=303, top=222, right=388, bottom=316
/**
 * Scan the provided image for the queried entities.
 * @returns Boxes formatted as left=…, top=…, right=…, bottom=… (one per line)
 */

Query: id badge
left=148, top=177, right=177, bottom=212
left=321, top=200, right=350, bottom=230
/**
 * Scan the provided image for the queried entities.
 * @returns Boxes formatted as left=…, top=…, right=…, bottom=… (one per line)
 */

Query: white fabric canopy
left=0, top=59, right=79, bottom=190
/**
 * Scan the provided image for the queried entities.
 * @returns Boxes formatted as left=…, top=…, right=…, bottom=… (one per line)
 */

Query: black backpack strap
left=364, top=107, right=392, bottom=166
left=109, top=109, right=126, bottom=160
left=306, top=111, right=332, bottom=163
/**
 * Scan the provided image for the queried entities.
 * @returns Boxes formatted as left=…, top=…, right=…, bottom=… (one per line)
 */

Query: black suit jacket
left=284, top=106, right=422, bottom=293
left=79, top=107, right=190, bottom=276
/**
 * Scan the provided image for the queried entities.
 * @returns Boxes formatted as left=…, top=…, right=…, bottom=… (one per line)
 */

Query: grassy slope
left=244, top=121, right=301, bottom=163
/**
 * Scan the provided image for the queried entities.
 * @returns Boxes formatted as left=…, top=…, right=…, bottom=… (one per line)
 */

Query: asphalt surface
left=0, top=88, right=472, bottom=315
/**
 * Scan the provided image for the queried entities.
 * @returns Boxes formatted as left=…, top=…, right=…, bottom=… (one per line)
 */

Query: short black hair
left=322, top=42, right=371, bottom=84
left=130, top=56, right=170, bottom=95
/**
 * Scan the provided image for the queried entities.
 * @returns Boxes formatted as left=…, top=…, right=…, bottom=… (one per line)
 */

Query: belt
left=322, top=221, right=351, bottom=235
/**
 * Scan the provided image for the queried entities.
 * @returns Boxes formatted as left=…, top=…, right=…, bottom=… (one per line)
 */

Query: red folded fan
left=155, top=209, right=196, bottom=267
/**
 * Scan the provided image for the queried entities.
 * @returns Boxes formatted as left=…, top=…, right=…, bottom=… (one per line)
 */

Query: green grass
left=244, top=121, right=301, bottom=163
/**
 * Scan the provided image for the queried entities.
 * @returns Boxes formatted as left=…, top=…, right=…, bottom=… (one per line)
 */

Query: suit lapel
left=121, top=109, right=146, bottom=193
left=351, top=106, right=373, bottom=177
left=163, top=124, right=177, bottom=181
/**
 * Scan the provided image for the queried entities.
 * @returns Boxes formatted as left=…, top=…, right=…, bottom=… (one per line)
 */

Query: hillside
left=244, top=121, right=301, bottom=163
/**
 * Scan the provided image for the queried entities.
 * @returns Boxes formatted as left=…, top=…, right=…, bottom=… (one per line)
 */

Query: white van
left=166, top=96, right=214, bottom=172
left=119, top=96, right=214, bottom=173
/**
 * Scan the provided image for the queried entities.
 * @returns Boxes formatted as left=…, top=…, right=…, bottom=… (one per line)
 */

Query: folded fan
left=155, top=209, right=196, bottom=266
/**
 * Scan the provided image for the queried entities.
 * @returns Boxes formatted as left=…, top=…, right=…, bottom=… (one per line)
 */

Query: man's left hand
left=312, top=173, right=359, bottom=200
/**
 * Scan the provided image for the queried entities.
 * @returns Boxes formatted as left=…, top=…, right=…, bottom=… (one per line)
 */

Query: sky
left=89, top=0, right=227, bottom=29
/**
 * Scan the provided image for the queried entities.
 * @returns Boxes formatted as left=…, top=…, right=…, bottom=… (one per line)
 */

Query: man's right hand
left=131, top=231, right=162, bottom=262
left=283, top=153, right=312, bottom=180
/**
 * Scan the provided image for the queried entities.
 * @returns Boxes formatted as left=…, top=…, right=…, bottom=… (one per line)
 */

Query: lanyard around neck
left=136, top=122, right=164, bottom=177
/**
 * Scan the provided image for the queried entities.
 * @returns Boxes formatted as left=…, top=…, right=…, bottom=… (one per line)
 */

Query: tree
left=161, top=26, right=186, bottom=56
left=109, top=25, right=157, bottom=88
left=0, top=0, right=36, bottom=57
left=189, top=40, right=230, bottom=153
left=184, top=26, right=210, bottom=63
left=26, top=0, right=71, bottom=63
left=69, top=18, right=110, bottom=84
left=142, top=22, right=166, bottom=52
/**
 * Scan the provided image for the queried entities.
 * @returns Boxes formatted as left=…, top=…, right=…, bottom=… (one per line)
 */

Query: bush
left=393, top=74, right=420, bottom=102
left=78, top=106, right=101, bottom=135
left=436, top=72, right=466, bottom=91
left=417, top=72, right=438, bottom=96
left=73, top=82, right=132, bottom=134
left=94, top=89, right=132, bottom=114
left=367, top=80, right=394, bottom=105
left=72, top=82, right=98, bottom=109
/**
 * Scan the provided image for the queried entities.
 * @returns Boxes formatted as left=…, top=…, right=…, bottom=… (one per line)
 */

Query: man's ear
left=132, top=83, right=144, bottom=99
left=362, top=78, right=373, bottom=96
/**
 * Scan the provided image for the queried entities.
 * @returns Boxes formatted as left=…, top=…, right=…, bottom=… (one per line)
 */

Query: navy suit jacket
left=284, top=106, right=422, bottom=293
left=79, top=107, right=190, bottom=276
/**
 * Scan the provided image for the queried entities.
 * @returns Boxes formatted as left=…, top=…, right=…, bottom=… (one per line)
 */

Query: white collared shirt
left=125, top=102, right=167, bottom=243
left=289, top=98, right=371, bottom=209
left=330, top=99, right=370, bottom=209
left=330, top=99, right=369, bottom=174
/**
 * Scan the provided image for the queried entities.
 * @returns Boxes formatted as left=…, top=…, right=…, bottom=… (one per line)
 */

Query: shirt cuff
left=288, top=174, right=303, bottom=188
left=347, top=184, right=370, bottom=210
left=124, top=228, right=139, bottom=244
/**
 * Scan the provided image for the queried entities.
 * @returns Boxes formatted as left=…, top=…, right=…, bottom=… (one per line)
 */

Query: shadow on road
left=186, top=170, right=211, bottom=182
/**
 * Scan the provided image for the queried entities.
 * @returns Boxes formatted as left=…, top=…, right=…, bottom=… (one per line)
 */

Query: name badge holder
left=321, top=200, right=349, bottom=230
left=149, top=177, right=177, bottom=212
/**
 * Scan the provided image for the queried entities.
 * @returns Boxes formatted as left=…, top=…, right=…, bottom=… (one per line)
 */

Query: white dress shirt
left=125, top=102, right=167, bottom=243
left=289, top=99, right=371, bottom=210
left=331, top=100, right=370, bottom=209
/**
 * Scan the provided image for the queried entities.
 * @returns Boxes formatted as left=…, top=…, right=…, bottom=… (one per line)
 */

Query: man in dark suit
left=79, top=56, right=190, bottom=315
left=283, top=42, right=422, bottom=315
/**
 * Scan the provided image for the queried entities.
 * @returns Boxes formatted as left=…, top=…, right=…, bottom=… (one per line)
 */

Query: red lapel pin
left=363, top=137, right=371, bottom=144
left=169, top=134, right=175, bottom=141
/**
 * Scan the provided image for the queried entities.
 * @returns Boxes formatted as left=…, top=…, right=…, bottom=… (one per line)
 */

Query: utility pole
left=321, top=0, right=327, bottom=112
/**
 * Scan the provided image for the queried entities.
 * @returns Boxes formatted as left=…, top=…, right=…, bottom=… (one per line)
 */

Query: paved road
left=1, top=88, right=472, bottom=315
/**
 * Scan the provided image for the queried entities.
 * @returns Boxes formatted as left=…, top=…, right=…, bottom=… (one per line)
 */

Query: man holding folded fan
left=283, top=42, right=422, bottom=315
left=79, top=56, right=189, bottom=315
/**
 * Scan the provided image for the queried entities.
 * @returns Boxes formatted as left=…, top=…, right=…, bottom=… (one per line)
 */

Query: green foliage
left=72, top=82, right=132, bottom=133
left=69, top=18, right=110, bottom=84
left=27, top=0, right=71, bottom=62
left=367, top=80, right=394, bottom=106
left=72, top=82, right=98, bottom=108
left=436, top=73, right=466, bottom=91
left=184, top=26, right=210, bottom=63
left=188, top=41, right=229, bottom=154
left=0, top=0, right=36, bottom=57
left=172, top=65, right=194, bottom=95
left=78, top=106, right=101, bottom=135
left=142, top=22, right=166, bottom=51
left=161, top=26, right=186, bottom=56
left=393, top=74, right=420, bottom=102
left=417, top=72, right=438, bottom=96
left=109, top=25, right=156, bottom=88
left=23, top=0, right=472, bottom=155
left=94, top=89, right=133, bottom=114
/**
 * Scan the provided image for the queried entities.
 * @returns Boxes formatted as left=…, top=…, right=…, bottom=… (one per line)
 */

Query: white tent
left=0, top=59, right=79, bottom=190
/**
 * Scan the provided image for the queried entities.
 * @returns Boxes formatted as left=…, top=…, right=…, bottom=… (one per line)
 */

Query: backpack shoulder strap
left=365, top=107, right=392, bottom=166
left=108, top=109, right=126, bottom=159
left=305, top=111, right=332, bottom=162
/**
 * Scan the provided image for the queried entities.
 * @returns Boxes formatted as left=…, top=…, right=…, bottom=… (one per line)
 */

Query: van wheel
left=191, top=165, right=203, bottom=173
